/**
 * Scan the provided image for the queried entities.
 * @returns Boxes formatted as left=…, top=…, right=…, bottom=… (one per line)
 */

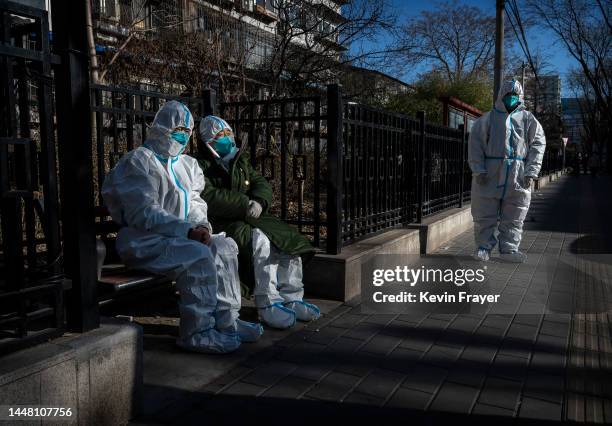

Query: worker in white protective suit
left=197, top=116, right=321, bottom=330
left=468, top=80, right=546, bottom=263
left=101, top=101, right=263, bottom=354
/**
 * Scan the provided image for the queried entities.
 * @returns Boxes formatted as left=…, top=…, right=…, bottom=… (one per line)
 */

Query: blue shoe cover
left=258, top=302, right=296, bottom=329
left=176, top=328, right=241, bottom=354
left=237, top=319, right=264, bottom=342
left=285, top=300, right=321, bottom=322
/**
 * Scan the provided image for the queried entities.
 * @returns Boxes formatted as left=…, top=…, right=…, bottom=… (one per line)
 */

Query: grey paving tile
left=518, top=397, right=562, bottom=421
left=429, top=382, right=479, bottom=414
left=386, top=387, right=432, bottom=410
left=478, top=377, right=522, bottom=410
left=305, top=371, right=361, bottom=401
left=383, top=347, right=423, bottom=374
left=399, top=334, right=435, bottom=352
left=304, top=326, right=345, bottom=345
left=472, top=403, right=515, bottom=416
left=506, top=323, right=539, bottom=342
left=460, top=343, right=498, bottom=364
left=446, top=360, right=488, bottom=388
left=422, top=344, right=462, bottom=368
left=329, top=313, right=367, bottom=329
left=221, top=381, right=266, bottom=397
left=401, top=363, right=447, bottom=394
left=360, top=334, right=402, bottom=356
left=343, top=391, right=385, bottom=406
left=241, top=360, right=298, bottom=387
left=523, top=372, right=564, bottom=404
left=343, top=322, right=381, bottom=341
left=354, top=368, right=404, bottom=399
left=489, top=354, right=529, bottom=381
left=261, top=375, right=315, bottom=399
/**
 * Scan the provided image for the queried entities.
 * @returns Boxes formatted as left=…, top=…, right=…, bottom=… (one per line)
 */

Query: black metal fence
left=540, top=146, right=564, bottom=176
left=220, top=87, right=473, bottom=253
left=0, top=1, right=64, bottom=354
left=90, top=85, right=209, bottom=209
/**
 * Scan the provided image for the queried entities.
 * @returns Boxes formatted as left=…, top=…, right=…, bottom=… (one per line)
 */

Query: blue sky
left=354, top=0, right=575, bottom=97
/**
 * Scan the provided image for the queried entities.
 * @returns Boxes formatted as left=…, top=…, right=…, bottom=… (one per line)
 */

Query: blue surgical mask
left=502, top=94, right=520, bottom=111
left=171, top=131, right=189, bottom=145
left=214, top=135, right=236, bottom=156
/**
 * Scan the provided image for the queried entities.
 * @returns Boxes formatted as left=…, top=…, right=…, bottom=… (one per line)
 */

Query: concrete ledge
left=535, top=169, right=565, bottom=190
left=408, top=205, right=473, bottom=254
left=0, top=318, right=142, bottom=425
left=304, top=228, right=420, bottom=301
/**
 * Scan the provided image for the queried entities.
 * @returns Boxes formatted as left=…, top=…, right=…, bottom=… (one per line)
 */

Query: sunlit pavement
left=131, top=175, right=612, bottom=425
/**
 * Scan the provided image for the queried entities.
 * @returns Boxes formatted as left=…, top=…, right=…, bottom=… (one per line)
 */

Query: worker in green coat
left=197, top=115, right=320, bottom=329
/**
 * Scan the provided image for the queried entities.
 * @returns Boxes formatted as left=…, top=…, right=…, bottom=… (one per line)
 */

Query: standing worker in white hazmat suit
left=102, top=101, right=263, bottom=354
left=468, top=80, right=546, bottom=263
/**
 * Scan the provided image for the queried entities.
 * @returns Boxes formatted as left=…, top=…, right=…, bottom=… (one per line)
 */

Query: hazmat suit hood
left=494, top=79, right=525, bottom=113
left=145, top=100, right=195, bottom=159
left=199, top=115, right=233, bottom=144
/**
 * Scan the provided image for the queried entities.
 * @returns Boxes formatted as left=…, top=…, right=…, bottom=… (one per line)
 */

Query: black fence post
left=51, top=0, right=99, bottom=331
left=459, top=123, right=466, bottom=208
left=202, top=88, right=217, bottom=117
left=326, top=84, right=343, bottom=254
left=416, top=111, right=426, bottom=223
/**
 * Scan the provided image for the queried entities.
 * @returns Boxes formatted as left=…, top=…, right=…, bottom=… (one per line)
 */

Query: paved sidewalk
left=133, top=175, right=612, bottom=425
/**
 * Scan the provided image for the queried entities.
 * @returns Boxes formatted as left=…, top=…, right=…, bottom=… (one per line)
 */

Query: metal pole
left=52, top=0, right=99, bottom=331
left=459, top=123, right=466, bottom=208
left=326, top=84, right=343, bottom=254
left=417, top=111, right=426, bottom=223
left=494, top=0, right=505, bottom=102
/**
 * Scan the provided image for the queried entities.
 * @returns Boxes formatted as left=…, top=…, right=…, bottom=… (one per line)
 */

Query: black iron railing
left=90, top=84, right=209, bottom=208
left=0, top=1, right=64, bottom=354
left=217, top=86, right=473, bottom=253
left=540, top=146, right=564, bottom=176
left=218, top=91, right=330, bottom=250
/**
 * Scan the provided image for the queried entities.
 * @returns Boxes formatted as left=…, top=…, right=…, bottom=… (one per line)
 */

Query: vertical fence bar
left=326, top=84, right=343, bottom=254
left=201, top=88, right=216, bottom=156
left=52, top=0, right=99, bottom=331
left=459, top=123, right=466, bottom=208
left=416, top=111, right=425, bottom=223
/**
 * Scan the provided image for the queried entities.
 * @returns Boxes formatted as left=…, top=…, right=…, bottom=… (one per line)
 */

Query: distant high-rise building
left=520, top=70, right=562, bottom=145
left=561, top=98, right=585, bottom=147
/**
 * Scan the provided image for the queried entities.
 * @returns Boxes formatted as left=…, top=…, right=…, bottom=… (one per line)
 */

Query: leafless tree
left=255, top=0, right=398, bottom=97
left=393, top=0, right=502, bottom=84
left=524, top=0, right=611, bottom=170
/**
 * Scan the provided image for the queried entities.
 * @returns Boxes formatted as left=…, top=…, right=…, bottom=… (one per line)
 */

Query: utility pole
left=521, top=61, right=526, bottom=88
left=494, top=0, right=505, bottom=103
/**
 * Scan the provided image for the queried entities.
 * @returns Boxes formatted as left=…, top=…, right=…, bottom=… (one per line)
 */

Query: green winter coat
left=197, top=149, right=315, bottom=296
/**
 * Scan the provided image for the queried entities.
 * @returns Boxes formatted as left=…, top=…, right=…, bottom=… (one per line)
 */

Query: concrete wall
left=0, top=319, right=142, bottom=425
left=304, top=170, right=566, bottom=302
left=304, top=228, right=421, bottom=302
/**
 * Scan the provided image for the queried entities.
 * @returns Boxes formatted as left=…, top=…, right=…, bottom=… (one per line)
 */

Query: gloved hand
left=475, top=174, right=488, bottom=185
left=247, top=200, right=263, bottom=219
left=188, top=226, right=211, bottom=246
left=523, top=176, right=534, bottom=189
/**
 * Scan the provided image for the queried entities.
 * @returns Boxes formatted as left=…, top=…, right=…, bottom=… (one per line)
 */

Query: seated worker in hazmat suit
left=196, top=115, right=320, bottom=330
left=468, top=80, right=546, bottom=263
left=101, top=101, right=263, bottom=354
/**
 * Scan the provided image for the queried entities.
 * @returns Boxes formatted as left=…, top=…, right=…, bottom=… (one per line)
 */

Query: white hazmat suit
left=102, top=101, right=262, bottom=354
left=468, top=80, right=546, bottom=262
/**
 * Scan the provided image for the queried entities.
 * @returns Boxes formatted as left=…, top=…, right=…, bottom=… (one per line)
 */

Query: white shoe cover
left=285, top=300, right=321, bottom=322
left=258, top=302, right=296, bottom=329
left=500, top=251, right=527, bottom=263
left=237, top=319, right=264, bottom=343
left=473, top=248, right=490, bottom=261
left=176, top=328, right=241, bottom=354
